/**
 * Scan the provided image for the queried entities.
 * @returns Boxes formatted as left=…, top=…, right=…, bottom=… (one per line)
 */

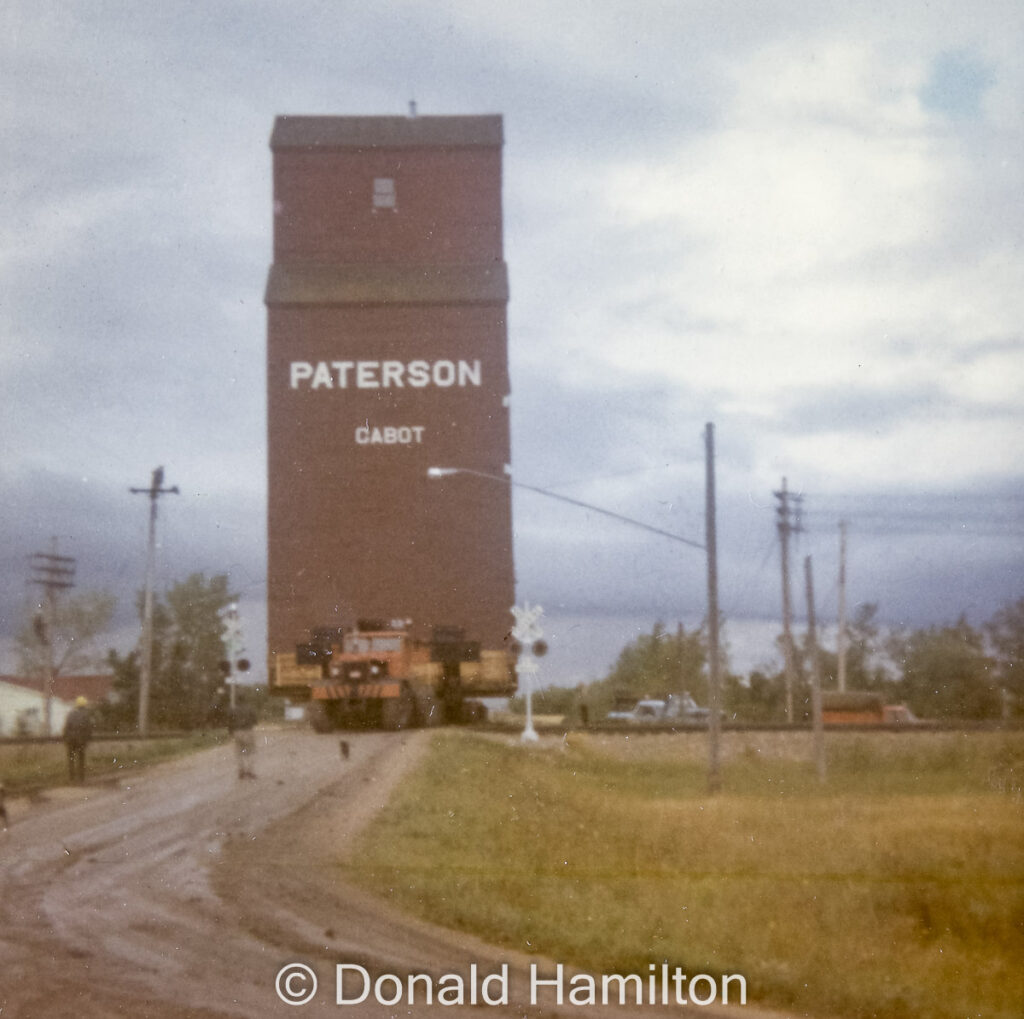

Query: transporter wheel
left=307, top=701, right=335, bottom=733
left=462, top=699, right=488, bottom=723
left=414, top=689, right=442, bottom=726
left=381, top=687, right=416, bottom=730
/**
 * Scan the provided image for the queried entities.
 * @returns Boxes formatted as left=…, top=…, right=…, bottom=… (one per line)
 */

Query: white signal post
left=511, top=602, right=545, bottom=743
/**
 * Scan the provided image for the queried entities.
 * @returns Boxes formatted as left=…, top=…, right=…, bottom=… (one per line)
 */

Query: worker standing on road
left=63, top=696, right=93, bottom=784
left=227, top=702, right=258, bottom=780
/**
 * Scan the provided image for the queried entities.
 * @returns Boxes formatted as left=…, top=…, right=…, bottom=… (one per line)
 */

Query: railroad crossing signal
left=511, top=601, right=544, bottom=646
left=511, top=602, right=544, bottom=743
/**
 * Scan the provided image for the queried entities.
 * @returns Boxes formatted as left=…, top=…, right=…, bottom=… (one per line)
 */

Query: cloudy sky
left=3, top=0, right=1022, bottom=685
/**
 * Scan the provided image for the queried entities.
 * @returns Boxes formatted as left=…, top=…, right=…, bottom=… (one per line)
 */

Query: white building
left=0, top=675, right=113, bottom=737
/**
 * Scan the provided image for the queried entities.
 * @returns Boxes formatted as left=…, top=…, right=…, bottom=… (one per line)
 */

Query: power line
left=721, top=534, right=779, bottom=620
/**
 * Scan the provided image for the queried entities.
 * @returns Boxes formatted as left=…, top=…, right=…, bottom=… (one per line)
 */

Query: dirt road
left=0, top=728, right=758, bottom=1018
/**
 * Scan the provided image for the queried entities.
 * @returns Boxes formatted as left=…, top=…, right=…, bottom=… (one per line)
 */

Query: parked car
left=607, top=692, right=711, bottom=724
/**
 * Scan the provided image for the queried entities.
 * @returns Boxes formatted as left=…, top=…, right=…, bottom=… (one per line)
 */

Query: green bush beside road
left=346, top=729, right=1024, bottom=1019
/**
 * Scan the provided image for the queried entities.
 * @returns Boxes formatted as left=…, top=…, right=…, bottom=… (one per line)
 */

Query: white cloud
left=505, top=30, right=1023, bottom=501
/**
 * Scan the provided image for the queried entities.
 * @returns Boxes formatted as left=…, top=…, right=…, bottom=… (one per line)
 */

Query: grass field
left=345, top=729, right=1024, bottom=1019
left=0, top=733, right=220, bottom=794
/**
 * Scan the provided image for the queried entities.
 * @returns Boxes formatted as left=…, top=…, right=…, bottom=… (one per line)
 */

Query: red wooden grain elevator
left=265, top=114, right=514, bottom=674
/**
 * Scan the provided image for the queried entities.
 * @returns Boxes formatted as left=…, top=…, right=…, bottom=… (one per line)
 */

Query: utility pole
left=836, top=520, right=848, bottom=693
left=705, top=422, right=722, bottom=794
left=676, top=621, right=686, bottom=692
left=29, top=539, right=76, bottom=736
left=130, top=467, right=179, bottom=736
left=804, top=555, right=827, bottom=784
left=773, top=478, right=802, bottom=723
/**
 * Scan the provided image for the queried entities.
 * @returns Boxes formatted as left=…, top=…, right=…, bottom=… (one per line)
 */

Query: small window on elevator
left=373, top=177, right=396, bottom=211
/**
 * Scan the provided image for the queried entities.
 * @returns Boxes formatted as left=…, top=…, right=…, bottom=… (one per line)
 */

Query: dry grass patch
left=346, top=729, right=1024, bottom=1019
left=0, top=733, right=219, bottom=793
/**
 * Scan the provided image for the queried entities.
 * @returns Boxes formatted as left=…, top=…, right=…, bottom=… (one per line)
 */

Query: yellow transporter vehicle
left=271, top=620, right=515, bottom=731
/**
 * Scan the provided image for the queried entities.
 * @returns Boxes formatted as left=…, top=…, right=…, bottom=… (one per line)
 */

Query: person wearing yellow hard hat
left=63, top=696, right=93, bottom=783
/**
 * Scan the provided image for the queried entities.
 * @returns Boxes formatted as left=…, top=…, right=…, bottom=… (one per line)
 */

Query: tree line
left=18, top=574, right=1024, bottom=727
left=15, top=572, right=258, bottom=733
left=511, top=596, right=1024, bottom=723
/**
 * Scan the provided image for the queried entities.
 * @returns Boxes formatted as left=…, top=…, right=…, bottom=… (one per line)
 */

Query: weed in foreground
left=0, top=733, right=220, bottom=793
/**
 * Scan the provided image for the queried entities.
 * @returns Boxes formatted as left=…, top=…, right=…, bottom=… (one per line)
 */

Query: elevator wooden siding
left=265, top=115, right=514, bottom=662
